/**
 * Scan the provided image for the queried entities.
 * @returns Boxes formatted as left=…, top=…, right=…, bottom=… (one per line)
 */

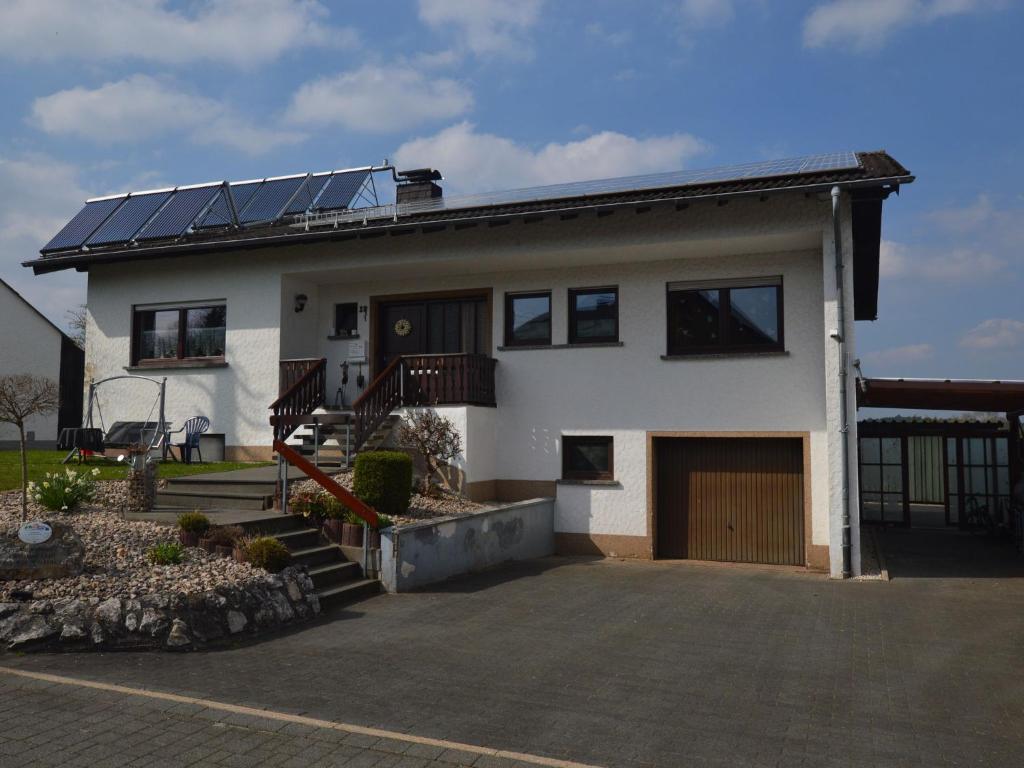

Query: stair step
left=274, top=528, right=322, bottom=551
left=308, top=561, right=361, bottom=589
left=234, top=514, right=309, bottom=535
left=316, top=579, right=381, bottom=609
left=154, top=490, right=273, bottom=511
left=162, top=480, right=277, bottom=495
left=289, top=544, right=343, bottom=568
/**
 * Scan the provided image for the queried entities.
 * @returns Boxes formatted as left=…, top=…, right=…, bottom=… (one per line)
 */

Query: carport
left=857, top=377, right=1024, bottom=576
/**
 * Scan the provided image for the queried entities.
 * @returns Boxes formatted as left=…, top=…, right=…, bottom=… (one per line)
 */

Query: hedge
left=352, top=450, right=412, bottom=518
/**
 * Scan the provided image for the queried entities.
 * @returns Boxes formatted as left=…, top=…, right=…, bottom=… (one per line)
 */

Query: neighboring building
left=0, top=278, right=84, bottom=447
left=25, top=151, right=913, bottom=577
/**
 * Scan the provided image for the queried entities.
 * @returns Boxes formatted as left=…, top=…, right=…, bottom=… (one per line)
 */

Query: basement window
left=562, top=435, right=614, bottom=481
left=132, top=303, right=226, bottom=365
left=666, top=277, right=783, bottom=356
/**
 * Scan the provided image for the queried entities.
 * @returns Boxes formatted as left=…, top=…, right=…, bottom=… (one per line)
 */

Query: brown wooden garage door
left=655, top=437, right=805, bottom=565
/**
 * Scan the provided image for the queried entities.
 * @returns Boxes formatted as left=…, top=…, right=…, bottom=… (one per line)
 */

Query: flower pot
left=367, top=529, right=381, bottom=550
left=197, top=537, right=215, bottom=553
left=341, top=522, right=363, bottom=548
left=323, top=518, right=343, bottom=543
left=179, top=531, right=199, bottom=548
left=232, top=547, right=247, bottom=563
left=215, top=545, right=233, bottom=558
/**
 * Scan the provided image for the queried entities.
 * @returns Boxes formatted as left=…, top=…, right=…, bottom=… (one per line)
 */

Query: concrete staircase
left=236, top=514, right=381, bottom=611
left=155, top=474, right=277, bottom=512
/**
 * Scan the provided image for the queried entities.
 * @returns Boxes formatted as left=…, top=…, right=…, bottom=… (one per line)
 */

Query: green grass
left=0, top=450, right=272, bottom=492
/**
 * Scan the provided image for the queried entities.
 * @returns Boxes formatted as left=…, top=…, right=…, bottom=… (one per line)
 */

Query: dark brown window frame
left=504, top=290, right=552, bottom=347
left=131, top=303, right=226, bottom=367
left=568, top=285, right=619, bottom=345
left=665, top=277, right=784, bottom=356
left=562, top=435, right=615, bottom=481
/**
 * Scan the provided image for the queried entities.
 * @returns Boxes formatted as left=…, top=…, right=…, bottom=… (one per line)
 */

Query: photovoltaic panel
left=237, top=176, right=305, bottom=224
left=313, top=170, right=369, bottom=211
left=284, top=174, right=331, bottom=215
left=86, top=191, right=172, bottom=247
left=391, top=152, right=862, bottom=216
left=195, top=181, right=262, bottom=228
left=135, top=185, right=221, bottom=241
left=42, top=196, right=126, bottom=253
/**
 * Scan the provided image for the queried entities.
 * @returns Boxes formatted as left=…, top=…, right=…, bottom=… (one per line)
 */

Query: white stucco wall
left=0, top=283, right=64, bottom=444
left=81, top=191, right=858, bottom=569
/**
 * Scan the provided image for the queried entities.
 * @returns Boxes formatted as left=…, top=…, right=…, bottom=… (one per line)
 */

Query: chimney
left=395, top=168, right=443, bottom=205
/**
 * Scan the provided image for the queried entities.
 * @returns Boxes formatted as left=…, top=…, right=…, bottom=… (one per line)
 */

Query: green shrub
left=204, top=525, right=243, bottom=547
left=148, top=542, right=184, bottom=565
left=320, top=494, right=348, bottom=520
left=352, top=451, right=412, bottom=518
left=27, top=468, right=99, bottom=512
left=243, top=536, right=291, bottom=572
left=374, top=513, right=394, bottom=529
left=177, top=511, right=211, bottom=535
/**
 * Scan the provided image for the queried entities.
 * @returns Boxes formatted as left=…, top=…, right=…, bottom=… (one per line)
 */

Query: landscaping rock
left=165, top=618, right=191, bottom=649
left=0, top=522, right=85, bottom=581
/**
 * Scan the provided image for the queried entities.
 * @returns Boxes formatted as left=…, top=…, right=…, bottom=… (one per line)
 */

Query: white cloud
left=960, top=318, right=1024, bottom=350
left=392, top=122, right=709, bottom=192
left=32, top=75, right=303, bottom=154
left=417, top=0, right=543, bottom=58
left=0, top=0, right=355, bottom=67
left=879, top=239, right=1006, bottom=282
left=864, top=343, right=934, bottom=366
left=679, top=0, right=735, bottom=27
left=287, top=66, right=473, bottom=133
left=0, top=154, right=89, bottom=327
left=803, top=0, right=1006, bottom=50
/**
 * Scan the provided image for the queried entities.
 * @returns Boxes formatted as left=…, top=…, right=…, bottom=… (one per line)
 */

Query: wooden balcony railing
left=353, top=353, right=497, bottom=451
left=270, top=358, right=326, bottom=441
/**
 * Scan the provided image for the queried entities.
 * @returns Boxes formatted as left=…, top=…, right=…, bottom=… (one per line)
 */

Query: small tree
left=398, top=410, right=462, bottom=494
left=0, top=374, right=59, bottom=520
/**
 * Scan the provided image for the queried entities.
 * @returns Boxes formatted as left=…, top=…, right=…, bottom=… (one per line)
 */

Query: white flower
left=61, top=505, right=68, bottom=511
left=91, top=468, right=101, bottom=476
left=42, top=481, right=50, bottom=488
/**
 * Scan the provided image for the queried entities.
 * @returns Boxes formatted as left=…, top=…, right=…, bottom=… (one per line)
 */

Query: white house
left=26, top=151, right=913, bottom=577
left=0, top=278, right=84, bottom=447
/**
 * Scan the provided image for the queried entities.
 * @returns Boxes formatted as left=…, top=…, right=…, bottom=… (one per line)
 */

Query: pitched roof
left=0, top=278, right=72, bottom=342
left=24, top=150, right=912, bottom=276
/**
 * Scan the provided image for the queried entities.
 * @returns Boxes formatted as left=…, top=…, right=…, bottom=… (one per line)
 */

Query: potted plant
left=341, top=509, right=364, bottom=547
left=321, top=495, right=345, bottom=543
left=177, top=511, right=211, bottom=547
left=290, top=487, right=324, bottom=528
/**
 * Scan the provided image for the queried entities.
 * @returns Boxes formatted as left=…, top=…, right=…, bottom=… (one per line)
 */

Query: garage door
left=655, top=437, right=805, bottom=565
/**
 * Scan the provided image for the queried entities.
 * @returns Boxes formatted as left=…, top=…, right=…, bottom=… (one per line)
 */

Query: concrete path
left=5, top=554, right=1024, bottom=767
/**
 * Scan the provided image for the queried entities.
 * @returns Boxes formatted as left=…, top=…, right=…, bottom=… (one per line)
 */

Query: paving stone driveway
left=4, top=550, right=1024, bottom=768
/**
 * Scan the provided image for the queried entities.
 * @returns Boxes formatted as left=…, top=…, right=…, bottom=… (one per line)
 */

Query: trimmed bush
left=352, top=451, right=412, bottom=518
left=177, top=511, right=211, bottom=535
left=147, top=542, right=184, bottom=565
left=243, top=536, right=291, bottom=573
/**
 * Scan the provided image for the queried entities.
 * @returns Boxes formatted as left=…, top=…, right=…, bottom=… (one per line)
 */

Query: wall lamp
left=294, top=293, right=308, bottom=313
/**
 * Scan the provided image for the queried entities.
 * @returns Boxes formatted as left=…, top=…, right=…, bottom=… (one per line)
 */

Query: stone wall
left=0, top=567, right=319, bottom=652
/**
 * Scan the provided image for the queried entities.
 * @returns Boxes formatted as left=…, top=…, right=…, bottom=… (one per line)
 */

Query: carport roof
left=858, top=378, right=1024, bottom=413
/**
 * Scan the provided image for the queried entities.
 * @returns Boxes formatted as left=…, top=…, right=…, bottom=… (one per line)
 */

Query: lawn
left=0, top=450, right=272, bottom=492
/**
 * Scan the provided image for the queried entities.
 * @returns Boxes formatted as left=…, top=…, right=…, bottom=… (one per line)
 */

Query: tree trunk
left=18, top=422, right=28, bottom=522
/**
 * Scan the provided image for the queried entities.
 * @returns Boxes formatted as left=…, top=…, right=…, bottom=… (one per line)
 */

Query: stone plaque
left=18, top=521, right=52, bottom=545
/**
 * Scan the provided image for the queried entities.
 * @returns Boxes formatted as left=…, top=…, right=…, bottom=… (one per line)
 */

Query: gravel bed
left=0, top=486, right=268, bottom=602
left=292, top=471, right=490, bottom=526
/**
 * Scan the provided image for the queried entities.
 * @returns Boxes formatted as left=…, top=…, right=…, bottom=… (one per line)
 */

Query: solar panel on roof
left=237, top=176, right=305, bottom=224
left=313, top=170, right=369, bottom=211
left=195, top=181, right=262, bottom=228
left=86, top=191, right=172, bottom=247
left=135, top=185, right=221, bottom=241
left=41, top=196, right=126, bottom=253
left=284, top=175, right=331, bottom=215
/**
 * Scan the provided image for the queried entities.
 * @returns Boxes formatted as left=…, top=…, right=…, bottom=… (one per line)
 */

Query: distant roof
left=859, top=378, right=1024, bottom=413
left=0, top=278, right=71, bottom=342
left=25, top=150, right=912, bottom=276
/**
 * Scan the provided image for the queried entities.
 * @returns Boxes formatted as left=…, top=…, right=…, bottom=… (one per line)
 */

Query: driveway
left=4, top=556, right=1024, bottom=767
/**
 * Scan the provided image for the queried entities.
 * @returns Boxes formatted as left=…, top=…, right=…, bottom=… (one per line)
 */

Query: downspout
left=831, top=186, right=852, bottom=579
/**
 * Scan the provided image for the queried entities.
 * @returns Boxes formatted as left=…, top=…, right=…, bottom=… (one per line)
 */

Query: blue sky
left=1, top=0, right=1021, bottom=382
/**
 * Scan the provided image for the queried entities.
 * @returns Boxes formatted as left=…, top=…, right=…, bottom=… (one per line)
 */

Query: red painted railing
left=270, top=358, right=326, bottom=441
left=274, top=440, right=379, bottom=528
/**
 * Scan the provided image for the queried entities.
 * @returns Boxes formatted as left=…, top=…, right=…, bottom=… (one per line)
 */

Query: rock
left=0, top=522, right=85, bottom=580
left=95, top=597, right=122, bottom=629
left=285, top=579, right=303, bottom=603
left=60, top=621, right=87, bottom=641
left=268, top=590, right=295, bottom=622
left=166, top=619, right=191, bottom=649
left=7, top=615, right=58, bottom=649
left=138, top=608, right=168, bottom=637
left=226, top=610, right=247, bottom=634
left=90, top=623, right=106, bottom=645
left=0, top=602, right=20, bottom=619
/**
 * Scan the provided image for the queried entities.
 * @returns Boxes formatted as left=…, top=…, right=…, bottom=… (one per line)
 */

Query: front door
left=377, top=295, right=489, bottom=371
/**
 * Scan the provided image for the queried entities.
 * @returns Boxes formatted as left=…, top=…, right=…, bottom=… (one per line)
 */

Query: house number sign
left=393, top=318, right=413, bottom=337
left=18, top=521, right=52, bottom=545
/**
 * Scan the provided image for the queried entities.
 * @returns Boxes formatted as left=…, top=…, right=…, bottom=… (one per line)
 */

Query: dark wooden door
left=380, top=304, right=426, bottom=368
left=655, top=437, right=804, bottom=565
